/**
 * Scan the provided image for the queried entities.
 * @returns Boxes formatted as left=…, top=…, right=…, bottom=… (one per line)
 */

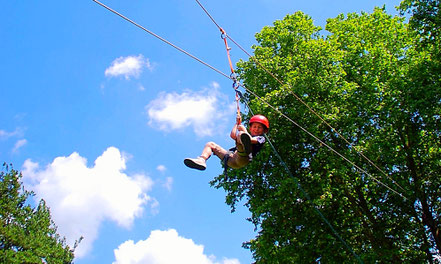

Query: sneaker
left=184, top=157, right=207, bottom=170
left=240, top=132, right=252, bottom=155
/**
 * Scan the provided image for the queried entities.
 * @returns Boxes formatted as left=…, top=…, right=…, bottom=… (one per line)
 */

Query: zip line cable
left=196, top=0, right=367, bottom=254
left=92, top=0, right=407, bottom=200
left=193, top=0, right=407, bottom=194
left=92, top=1, right=406, bottom=260
left=242, top=98, right=364, bottom=264
left=240, top=83, right=407, bottom=199
left=92, top=0, right=231, bottom=81
left=230, top=35, right=407, bottom=193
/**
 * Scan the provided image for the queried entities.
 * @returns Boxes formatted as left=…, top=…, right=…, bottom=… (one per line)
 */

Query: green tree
left=211, top=7, right=440, bottom=264
left=399, top=0, right=440, bottom=43
left=0, top=164, right=76, bottom=264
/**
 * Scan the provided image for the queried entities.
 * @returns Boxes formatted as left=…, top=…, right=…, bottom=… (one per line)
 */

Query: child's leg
left=184, top=142, right=228, bottom=171
left=202, top=142, right=251, bottom=169
left=235, top=125, right=251, bottom=151
left=201, top=142, right=228, bottom=161
left=234, top=130, right=252, bottom=155
left=228, top=152, right=250, bottom=169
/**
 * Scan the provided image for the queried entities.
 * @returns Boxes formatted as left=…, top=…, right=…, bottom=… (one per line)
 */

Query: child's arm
left=251, top=135, right=266, bottom=144
left=230, top=115, right=242, bottom=140
left=230, top=124, right=238, bottom=140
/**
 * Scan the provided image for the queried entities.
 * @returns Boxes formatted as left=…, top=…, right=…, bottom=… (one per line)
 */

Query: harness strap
left=220, top=28, right=235, bottom=75
left=222, top=152, right=231, bottom=178
left=237, top=150, right=249, bottom=157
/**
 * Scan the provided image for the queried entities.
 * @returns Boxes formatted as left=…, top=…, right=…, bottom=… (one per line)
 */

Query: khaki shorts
left=211, top=142, right=250, bottom=169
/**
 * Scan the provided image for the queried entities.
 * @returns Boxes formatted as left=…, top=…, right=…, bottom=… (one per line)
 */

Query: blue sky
left=1, top=0, right=402, bottom=263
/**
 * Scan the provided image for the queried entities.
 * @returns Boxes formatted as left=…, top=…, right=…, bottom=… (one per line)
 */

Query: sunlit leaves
left=212, top=5, right=440, bottom=263
left=0, top=164, right=75, bottom=264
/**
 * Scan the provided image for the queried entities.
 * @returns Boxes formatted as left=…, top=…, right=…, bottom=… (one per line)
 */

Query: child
left=184, top=114, right=269, bottom=170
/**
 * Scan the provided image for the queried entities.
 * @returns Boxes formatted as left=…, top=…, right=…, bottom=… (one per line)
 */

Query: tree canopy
left=211, top=3, right=440, bottom=263
left=0, top=164, right=76, bottom=264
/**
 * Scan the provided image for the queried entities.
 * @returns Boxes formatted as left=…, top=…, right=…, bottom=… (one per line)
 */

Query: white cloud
left=12, top=139, right=27, bottom=152
left=1, top=127, right=27, bottom=153
left=105, top=55, right=153, bottom=80
left=163, top=177, right=173, bottom=192
left=155, top=166, right=173, bottom=191
left=22, top=147, right=155, bottom=258
left=146, top=82, right=234, bottom=137
left=149, top=198, right=160, bottom=216
left=138, top=84, right=146, bottom=91
left=0, top=127, right=24, bottom=140
left=113, top=229, right=240, bottom=264
left=0, top=129, right=12, bottom=139
left=156, top=165, right=167, bottom=173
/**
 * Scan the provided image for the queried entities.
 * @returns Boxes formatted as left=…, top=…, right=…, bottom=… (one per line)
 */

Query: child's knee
left=205, top=141, right=217, bottom=149
left=205, top=142, right=227, bottom=158
left=205, top=141, right=223, bottom=154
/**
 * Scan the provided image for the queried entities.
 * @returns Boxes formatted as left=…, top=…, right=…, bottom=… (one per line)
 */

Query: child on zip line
left=184, top=114, right=269, bottom=170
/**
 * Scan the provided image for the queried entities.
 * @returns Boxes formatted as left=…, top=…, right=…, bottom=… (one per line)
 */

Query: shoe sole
left=240, top=133, right=252, bottom=155
left=184, top=158, right=206, bottom=170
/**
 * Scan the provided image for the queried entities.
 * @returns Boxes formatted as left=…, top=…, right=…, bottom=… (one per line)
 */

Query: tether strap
left=221, top=27, right=242, bottom=119
left=220, top=28, right=234, bottom=74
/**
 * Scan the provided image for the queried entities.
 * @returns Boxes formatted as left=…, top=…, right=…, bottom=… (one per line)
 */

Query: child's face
left=250, top=123, right=265, bottom=136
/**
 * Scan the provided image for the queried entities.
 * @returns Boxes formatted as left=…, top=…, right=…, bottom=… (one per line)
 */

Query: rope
left=233, top=80, right=241, bottom=118
left=221, top=29, right=235, bottom=76
left=92, top=0, right=231, bottom=81
left=195, top=0, right=241, bottom=119
left=93, top=0, right=244, bottom=120
left=92, top=0, right=407, bottom=200
left=220, top=25, right=241, bottom=119
left=221, top=28, right=241, bottom=119
left=93, top=2, right=406, bottom=260
left=193, top=0, right=407, bottom=194
left=230, top=36, right=407, bottom=194
left=195, top=0, right=222, bottom=31
left=241, top=83, right=407, bottom=200
left=241, top=96, right=364, bottom=264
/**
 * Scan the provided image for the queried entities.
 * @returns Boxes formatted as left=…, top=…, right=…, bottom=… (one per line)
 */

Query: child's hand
left=236, top=114, right=242, bottom=125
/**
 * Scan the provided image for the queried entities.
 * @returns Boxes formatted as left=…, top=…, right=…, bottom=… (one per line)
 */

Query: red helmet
left=249, top=114, right=269, bottom=131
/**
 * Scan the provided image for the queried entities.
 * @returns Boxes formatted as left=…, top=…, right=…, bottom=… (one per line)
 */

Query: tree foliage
left=399, top=0, right=440, bottom=43
left=0, top=164, right=75, bottom=264
left=211, top=5, right=440, bottom=264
